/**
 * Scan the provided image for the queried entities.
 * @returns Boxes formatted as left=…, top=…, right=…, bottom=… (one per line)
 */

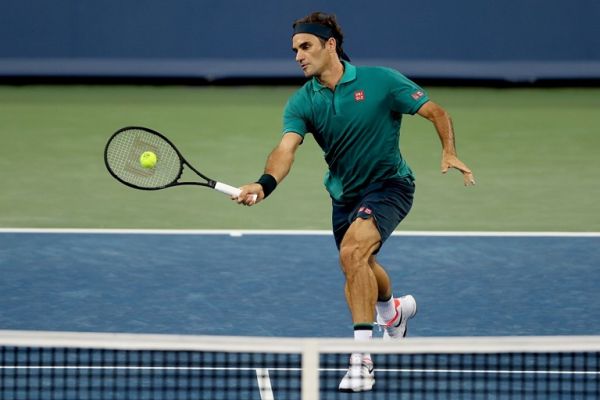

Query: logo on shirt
left=354, top=90, right=365, bottom=102
left=411, top=90, right=425, bottom=101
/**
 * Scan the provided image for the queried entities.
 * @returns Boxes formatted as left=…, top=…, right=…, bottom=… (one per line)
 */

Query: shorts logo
left=354, top=90, right=365, bottom=102
left=358, top=206, right=372, bottom=215
left=411, top=90, right=424, bottom=100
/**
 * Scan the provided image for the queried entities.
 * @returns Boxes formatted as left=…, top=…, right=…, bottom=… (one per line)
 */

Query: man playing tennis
left=236, top=11, right=475, bottom=392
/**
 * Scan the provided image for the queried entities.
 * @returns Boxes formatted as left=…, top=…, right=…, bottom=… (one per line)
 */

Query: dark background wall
left=1, top=0, right=599, bottom=81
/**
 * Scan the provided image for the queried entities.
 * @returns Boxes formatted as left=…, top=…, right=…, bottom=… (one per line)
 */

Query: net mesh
left=0, top=347, right=299, bottom=400
left=104, top=128, right=182, bottom=189
left=1, top=330, right=598, bottom=400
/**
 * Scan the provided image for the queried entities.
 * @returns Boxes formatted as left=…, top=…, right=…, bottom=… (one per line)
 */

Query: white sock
left=376, top=295, right=397, bottom=323
left=354, top=328, right=372, bottom=341
left=352, top=327, right=372, bottom=363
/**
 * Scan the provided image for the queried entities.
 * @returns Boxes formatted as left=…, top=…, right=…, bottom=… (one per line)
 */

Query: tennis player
left=236, top=12, right=475, bottom=392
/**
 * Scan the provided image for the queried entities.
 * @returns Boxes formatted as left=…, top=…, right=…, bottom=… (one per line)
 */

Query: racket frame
left=104, top=126, right=219, bottom=191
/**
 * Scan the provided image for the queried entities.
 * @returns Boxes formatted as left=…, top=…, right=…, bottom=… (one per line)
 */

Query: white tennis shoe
left=376, top=294, right=417, bottom=339
left=338, top=354, right=375, bottom=392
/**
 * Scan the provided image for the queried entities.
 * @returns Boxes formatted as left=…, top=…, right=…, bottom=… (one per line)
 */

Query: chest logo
left=354, top=90, right=365, bottom=102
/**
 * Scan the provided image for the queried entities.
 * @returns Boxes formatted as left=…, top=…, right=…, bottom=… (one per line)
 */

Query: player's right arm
left=235, top=132, right=303, bottom=205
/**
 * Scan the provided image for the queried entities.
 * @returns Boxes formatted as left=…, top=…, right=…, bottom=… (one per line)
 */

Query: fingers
left=233, top=194, right=257, bottom=206
left=441, top=156, right=475, bottom=186
left=463, top=171, right=476, bottom=186
left=233, top=184, right=263, bottom=206
left=233, top=191, right=257, bottom=206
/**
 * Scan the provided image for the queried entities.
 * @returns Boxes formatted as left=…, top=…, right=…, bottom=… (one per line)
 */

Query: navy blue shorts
left=331, top=177, right=415, bottom=252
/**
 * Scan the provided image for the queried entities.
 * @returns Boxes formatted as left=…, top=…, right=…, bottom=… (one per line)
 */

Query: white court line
left=255, top=368, right=275, bottom=400
left=0, top=228, right=598, bottom=237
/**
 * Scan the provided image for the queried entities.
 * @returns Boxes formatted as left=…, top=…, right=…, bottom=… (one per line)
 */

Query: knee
left=339, top=242, right=369, bottom=276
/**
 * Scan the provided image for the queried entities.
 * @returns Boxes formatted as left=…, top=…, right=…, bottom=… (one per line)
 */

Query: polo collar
left=312, top=61, right=356, bottom=91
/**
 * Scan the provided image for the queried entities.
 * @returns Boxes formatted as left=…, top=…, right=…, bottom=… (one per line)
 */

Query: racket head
left=104, top=126, right=184, bottom=190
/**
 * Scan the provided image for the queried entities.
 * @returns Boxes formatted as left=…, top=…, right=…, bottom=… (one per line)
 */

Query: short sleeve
left=282, top=90, right=310, bottom=138
left=386, top=69, right=430, bottom=115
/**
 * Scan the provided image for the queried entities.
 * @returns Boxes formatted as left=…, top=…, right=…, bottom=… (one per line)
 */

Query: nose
left=295, top=50, right=303, bottom=63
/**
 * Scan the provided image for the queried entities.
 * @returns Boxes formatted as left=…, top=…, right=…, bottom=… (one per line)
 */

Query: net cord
left=1, top=330, right=600, bottom=355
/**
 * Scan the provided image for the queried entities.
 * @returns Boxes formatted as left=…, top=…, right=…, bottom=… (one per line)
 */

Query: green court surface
left=0, top=85, right=598, bottom=231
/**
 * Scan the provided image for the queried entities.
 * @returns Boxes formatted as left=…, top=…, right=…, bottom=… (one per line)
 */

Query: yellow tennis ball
left=140, top=151, right=157, bottom=168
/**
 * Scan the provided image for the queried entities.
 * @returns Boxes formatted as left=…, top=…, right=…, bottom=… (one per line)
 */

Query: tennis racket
left=104, top=126, right=255, bottom=200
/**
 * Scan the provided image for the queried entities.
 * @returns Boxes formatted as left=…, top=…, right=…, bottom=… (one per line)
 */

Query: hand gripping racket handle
left=214, top=182, right=258, bottom=201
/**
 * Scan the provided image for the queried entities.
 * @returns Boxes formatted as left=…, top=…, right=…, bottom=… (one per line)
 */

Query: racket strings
left=105, top=128, right=182, bottom=189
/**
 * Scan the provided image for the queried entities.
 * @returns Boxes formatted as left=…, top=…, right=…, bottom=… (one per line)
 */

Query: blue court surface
left=0, top=230, right=598, bottom=337
left=1, top=230, right=599, bottom=400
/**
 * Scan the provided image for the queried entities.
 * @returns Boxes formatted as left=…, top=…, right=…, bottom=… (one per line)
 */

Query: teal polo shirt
left=283, top=61, right=429, bottom=201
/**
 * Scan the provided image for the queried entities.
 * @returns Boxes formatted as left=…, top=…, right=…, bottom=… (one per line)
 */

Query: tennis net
left=0, top=330, right=598, bottom=399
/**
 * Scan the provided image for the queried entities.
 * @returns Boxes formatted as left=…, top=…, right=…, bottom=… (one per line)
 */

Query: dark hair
left=293, top=12, right=346, bottom=59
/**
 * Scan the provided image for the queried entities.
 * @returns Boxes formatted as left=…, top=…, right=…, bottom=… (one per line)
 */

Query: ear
left=326, top=37, right=337, bottom=53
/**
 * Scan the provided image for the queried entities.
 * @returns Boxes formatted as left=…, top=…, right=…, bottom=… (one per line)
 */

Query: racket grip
left=214, top=182, right=258, bottom=201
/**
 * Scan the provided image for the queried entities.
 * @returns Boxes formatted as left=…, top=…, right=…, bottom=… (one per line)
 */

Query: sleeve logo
left=411, top=90, right=424, bottom=100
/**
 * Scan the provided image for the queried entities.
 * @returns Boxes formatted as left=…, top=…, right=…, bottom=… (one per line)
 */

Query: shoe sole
left=402, top=294, right=417, bottom=319
left=339, top=387, right=374, bottom=393
left=401, top=295, right=417, bottom=338
left=338, top=380, right=375, bottom=392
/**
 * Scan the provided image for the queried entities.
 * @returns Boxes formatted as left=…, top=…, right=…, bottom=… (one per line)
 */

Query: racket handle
left=214, top=182, right=258, bottom=202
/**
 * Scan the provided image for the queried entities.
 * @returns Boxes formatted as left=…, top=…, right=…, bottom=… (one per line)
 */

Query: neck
left=317, top=59, right=344, bottom=90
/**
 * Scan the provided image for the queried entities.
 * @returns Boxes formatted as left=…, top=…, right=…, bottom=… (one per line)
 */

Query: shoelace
left=373, top=308, right=402, bottom=330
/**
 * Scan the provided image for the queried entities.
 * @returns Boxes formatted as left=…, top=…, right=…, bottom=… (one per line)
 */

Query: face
left=292, top=33, right=336, bottom=78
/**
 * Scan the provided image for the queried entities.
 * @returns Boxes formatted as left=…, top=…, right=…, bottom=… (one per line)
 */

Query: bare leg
left=339, top=218, right=381, bottom=324
left=369, top=256, right=393, bottom=301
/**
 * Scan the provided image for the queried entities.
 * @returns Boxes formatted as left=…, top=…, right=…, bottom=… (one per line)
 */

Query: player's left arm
left=417, top=101, right=476, bottom=186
